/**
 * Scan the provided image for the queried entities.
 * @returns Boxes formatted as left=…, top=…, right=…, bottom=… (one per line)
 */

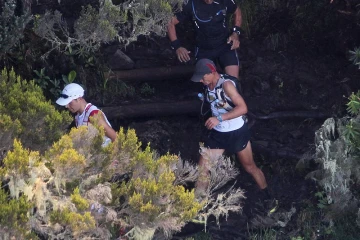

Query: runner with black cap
left=192, top=59, right=277, bottom=216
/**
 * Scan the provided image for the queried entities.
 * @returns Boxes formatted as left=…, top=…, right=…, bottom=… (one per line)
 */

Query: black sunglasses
left=59, top=93, right=69, bottom=98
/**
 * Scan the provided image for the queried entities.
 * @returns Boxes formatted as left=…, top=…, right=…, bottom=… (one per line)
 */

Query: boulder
left=107, top=49, right=135, bottom=70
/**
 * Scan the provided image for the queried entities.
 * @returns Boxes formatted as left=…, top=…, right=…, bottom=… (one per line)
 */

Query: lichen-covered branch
left=33, top=0, right=184, bottom=58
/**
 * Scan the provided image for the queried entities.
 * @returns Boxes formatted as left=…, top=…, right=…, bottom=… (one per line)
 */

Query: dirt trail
left=123, top=41, right=359, bottom=239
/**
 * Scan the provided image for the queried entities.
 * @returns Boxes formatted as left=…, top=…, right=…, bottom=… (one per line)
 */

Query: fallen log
left=102, top=100, right=331, bottom=121
left=248, top=110, right=331, bottom=120
left=102, top=100, right=202, bottom=120
left=106, top=65, right=195, bottom=82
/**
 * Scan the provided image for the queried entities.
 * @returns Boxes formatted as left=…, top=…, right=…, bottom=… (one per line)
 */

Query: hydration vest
left=75, top=103, right=112, bottom=147
left=205, top=74, right=242, bottom=111
left=191, top=0, right=229, bottom=49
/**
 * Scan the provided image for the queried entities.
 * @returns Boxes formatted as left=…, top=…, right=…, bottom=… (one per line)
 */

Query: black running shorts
left=204, top=123, right=250, bottom=154
left=195, top=43, right=239, bottom=69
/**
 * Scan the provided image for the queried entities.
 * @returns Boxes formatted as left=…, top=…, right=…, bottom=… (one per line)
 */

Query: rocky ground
left=110, top=36, right=360, bottom=239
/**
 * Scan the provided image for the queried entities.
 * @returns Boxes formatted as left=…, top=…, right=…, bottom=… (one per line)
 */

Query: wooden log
left=105, top=65, right=195, bottom=82
left=102, top=100, right=330, bottom=122
left=248, top=110, right=330, bottom=120
left=102, top=100, right=202, bottom=120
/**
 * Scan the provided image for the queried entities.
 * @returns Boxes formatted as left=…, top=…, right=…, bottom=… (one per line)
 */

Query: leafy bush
left=239, top=0, right=337, bottom=49
left=34, top=0, right=184, bottom=58
left=305, top=50, right=360, bottom=232
left=0, top=0, right=32, bottom=56
left=308, top=117, right=359, bottom=216
left=0, top=188, right=34, bottom=239
left=349, top=47, right=360, bottom=69
left=0, top=68, right=72, bottom=154
left=0, top=122, right=245, bottom=239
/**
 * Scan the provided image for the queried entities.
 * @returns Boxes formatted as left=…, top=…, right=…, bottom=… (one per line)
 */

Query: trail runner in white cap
left=56, top=83, right=116, bottom=147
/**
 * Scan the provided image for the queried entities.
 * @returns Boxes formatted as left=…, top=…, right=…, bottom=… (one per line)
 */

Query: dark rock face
left=107, top=49, right=135, bottom=70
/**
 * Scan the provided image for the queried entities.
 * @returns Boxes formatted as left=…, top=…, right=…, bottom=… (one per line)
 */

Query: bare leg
left=224, top=65, right=240, bottom=79
left=237, top=141, right=267, bottom=189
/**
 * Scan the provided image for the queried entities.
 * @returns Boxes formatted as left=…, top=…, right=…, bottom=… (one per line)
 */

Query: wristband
left=170, top=39, right=181, bottom=50
left=217, top=115, right=223, bottom=122
left=232, top=26, right=241, bottom=36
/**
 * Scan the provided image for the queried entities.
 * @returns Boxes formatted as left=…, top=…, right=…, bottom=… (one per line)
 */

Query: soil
left=4, top=1, right=360, bottom=238
left=112, top=36, right=360, bottom=239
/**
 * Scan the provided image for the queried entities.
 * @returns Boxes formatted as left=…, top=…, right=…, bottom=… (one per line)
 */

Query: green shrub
left=305, top=49, right=360, bottom=237
left=0, top=0, right=32, bottom=56
left=34, top=0, right=184, bottom=58
left=0, top=68, right=72, bottom=152
left=0, top=188, right=33, bottom=238
left=349, top=47, right=360, bottom=69
left=0, top=66, right=244, bottom=239
left=0, top=124, right=244, bottom=239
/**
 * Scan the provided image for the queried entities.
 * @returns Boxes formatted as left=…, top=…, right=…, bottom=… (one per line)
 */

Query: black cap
left=191, top=59, right=216, bottom=82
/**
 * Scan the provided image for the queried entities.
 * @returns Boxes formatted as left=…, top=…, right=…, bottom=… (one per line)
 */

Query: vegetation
left=0, top=0, right=32, bottom=56
left=0, top=0, right=359, bottom=239
left=0, top=188, right=33, bottom=238
left=33, top=0, right=184, bottom=58
left=0, top=68, right=245, bottom=239
left=239, top=0, right=355, bottom=51
left=0, top=125, right=245, bottom=239
left=349, top=47, right=360, bottom=69
left=298, top=46, right=360, bottom=238
left=248, top=228, right=278, bottom=240
left=0, top=68, right=72, bottom=152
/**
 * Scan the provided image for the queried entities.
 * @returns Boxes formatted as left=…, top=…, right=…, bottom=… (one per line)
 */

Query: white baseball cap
left=56, top=83, right=84, bottom=106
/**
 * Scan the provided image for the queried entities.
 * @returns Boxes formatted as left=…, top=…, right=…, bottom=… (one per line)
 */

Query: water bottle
left=198, top=93, right=204, bottom=101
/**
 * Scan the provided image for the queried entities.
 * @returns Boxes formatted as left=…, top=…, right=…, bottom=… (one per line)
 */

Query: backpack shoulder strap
left=83, top=104, right=99, bottom=124
left=221, top=74, right=242, bottom=95
left=216, top=74, right=243, bottom=109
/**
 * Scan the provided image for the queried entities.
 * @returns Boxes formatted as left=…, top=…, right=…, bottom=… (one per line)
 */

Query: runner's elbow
left=243, top=106, right=248, bottom=115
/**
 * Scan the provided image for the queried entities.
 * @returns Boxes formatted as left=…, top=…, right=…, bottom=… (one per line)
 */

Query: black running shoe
left=264, top=198, right=279, bottom=216
left=253, top=198, right=279, bottom=216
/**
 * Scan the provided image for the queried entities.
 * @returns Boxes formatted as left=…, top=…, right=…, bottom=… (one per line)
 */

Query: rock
left=107, top=49, right=135, bottom=70
left=289, top=130, right=303, bottom=139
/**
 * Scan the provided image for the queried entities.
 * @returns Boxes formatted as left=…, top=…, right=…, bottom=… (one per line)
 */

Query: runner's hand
left=227, top=33, right=240, bottom=50
left=205, top=117, right=220, bottom=130
left=176, top=47, right=191, bottom=62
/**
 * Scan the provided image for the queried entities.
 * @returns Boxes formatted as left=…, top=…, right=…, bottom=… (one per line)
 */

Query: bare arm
left=227, top=7, right=242, bottom=50
left=92, top=112, right=117, bottom=142
left=233, top=6, right=242, bottom=29
left=100, top=115, right=117, bottom=142
left=167, top=16, right=191, bottom=62
left=221, top=81, right=247, bottom=120
left=167, top=16, right=179, bottom=42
